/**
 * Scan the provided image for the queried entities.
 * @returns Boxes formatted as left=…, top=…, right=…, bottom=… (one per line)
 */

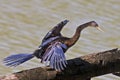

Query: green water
left=0, top=0, right=120, bottom=80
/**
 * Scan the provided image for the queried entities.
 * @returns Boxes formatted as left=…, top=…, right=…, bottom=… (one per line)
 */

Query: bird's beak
left=96, top=26, right=104, bottom=32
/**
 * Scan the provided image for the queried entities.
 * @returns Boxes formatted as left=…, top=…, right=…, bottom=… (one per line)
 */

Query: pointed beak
left=96, top=26, right=104, bottom=32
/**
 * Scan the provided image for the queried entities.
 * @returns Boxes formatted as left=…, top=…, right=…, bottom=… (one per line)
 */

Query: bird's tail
left=3, top=53, right=34, bottom=67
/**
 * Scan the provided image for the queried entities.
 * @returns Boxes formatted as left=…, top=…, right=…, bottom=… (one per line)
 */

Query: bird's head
left=89, top=21, right=103, bottom=32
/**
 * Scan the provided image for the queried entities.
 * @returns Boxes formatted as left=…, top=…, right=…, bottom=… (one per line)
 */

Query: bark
left=0, top=48, right=120, bottom=80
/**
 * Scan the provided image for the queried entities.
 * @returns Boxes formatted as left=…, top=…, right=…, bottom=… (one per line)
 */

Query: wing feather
left=41, top=20, right=69, bottom=43
left=41, top=42, right=67, bottom=71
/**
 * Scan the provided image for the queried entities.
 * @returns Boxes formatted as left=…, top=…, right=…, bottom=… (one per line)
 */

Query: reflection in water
left=0, top=0, right=120, bottom=80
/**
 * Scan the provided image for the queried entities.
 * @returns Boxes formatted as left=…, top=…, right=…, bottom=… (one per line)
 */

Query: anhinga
left=3, top=20, right=103, bottom=71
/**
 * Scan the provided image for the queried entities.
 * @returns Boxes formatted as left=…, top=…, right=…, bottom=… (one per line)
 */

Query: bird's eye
left=91, top=21, right=98, bottom=27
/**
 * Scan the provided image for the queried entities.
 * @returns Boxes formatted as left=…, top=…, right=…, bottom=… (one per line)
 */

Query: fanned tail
left=3, top=53, right=34, bottom=67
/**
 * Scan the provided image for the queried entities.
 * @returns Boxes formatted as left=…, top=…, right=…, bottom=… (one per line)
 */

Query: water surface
left=0, top=0, right=120, bottom=80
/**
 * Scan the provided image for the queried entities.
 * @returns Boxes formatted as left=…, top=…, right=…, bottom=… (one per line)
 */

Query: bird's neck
left=67, top=22, right=90, bottom=47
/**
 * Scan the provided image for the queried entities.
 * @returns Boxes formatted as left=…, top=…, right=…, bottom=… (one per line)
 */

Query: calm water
left=0, top=0, right=120, bottom=80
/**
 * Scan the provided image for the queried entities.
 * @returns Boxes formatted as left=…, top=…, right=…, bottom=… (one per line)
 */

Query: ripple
left=0, top=0, right=120, bottom=79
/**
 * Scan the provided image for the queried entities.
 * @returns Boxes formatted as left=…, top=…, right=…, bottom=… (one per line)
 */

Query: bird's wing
left=35, top=36, right=60, bottom=59
left=40, top=36, right=59, bottom=47
left=41, top=41, right=68, bottom=71
left=42, top=20, right=69, bottom=43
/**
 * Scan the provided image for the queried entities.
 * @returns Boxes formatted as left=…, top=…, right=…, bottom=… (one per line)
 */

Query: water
left=0, top=0, right=120, bottom=80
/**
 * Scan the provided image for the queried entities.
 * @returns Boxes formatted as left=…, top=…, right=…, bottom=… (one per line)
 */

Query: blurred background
left=0, top=0, right=120, bottom=80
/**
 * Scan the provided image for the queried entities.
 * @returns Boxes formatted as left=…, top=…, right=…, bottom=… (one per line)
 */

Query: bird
left=3, top=20, right=103, bottom=71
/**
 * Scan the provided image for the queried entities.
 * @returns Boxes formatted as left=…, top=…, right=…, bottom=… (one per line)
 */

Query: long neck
left=68, top=22, right=90, bottom=47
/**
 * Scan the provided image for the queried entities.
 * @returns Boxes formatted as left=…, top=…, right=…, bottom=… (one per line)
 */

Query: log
left=0, top=48, right=120, bottom=80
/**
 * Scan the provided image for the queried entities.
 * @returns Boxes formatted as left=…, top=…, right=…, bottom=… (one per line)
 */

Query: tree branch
left=0, top=48, right=120, bottom=80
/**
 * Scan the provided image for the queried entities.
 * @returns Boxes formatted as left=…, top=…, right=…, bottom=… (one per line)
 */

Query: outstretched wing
left=41, top=20, right=69, bottom=43
left=41, top=42, right=68, bottom=71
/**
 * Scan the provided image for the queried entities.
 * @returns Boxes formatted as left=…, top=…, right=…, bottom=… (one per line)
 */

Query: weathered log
left=0, top=48, right=120, bottom=80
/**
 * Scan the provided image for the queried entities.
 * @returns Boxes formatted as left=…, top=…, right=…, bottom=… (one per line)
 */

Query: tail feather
left=3, top=53, right=34, bottom=67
